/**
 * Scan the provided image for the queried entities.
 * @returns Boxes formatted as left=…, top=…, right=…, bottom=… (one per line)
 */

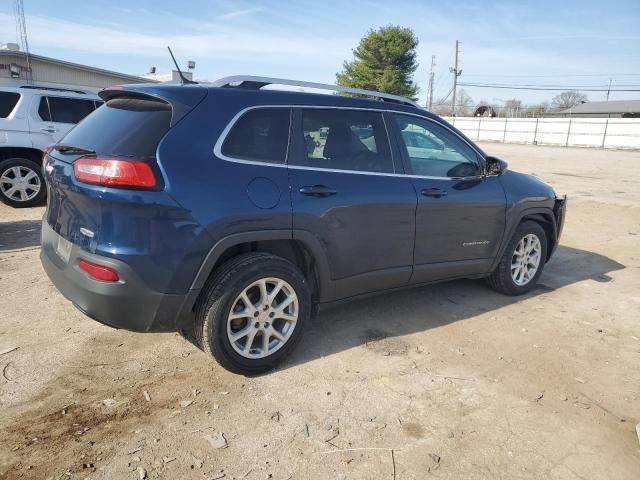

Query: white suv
left=0, top=84, right=102, bottom=207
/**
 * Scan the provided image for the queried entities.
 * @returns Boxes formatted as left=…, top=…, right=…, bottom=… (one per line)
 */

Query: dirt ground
left=0, top=143, right=639, bottom=480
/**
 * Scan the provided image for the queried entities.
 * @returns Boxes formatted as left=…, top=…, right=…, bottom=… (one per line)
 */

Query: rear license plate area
left=55, top=235, right=72, bottom=264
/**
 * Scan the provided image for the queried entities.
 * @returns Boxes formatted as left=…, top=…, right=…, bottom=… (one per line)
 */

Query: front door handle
left=40, top=126, right=57, bottom=133
left=299, top=185, right=337, bottom=197
left=421, top=188, right=448, bottom=198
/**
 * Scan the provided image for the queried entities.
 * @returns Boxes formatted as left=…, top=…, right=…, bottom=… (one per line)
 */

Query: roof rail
left=20, top=85, right=88, bottom=95
left=209, top=75, right=420, bottom=108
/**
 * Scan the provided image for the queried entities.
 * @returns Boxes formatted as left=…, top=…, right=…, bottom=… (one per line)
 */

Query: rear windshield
left=60, top=97, right=172, bottom=159
left=0, top=91, right=20, bottom=118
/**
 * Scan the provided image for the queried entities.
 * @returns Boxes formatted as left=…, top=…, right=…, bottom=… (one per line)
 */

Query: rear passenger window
left=37, top=96, right=99, bottom=124
left=222, top=108, right=290, bottom=164
left=0, top=91, right=20, bottom=118
left=294, top=109, right=394, bottom=173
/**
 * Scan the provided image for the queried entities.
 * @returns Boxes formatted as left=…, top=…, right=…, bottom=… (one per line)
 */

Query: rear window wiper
left=54, top=144, right=96, bottom=155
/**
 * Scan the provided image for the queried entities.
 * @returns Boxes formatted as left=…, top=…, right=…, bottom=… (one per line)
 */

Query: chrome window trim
left=213, top=106, right=292, bottom=167
left=213, top=104, right=485, bottom=180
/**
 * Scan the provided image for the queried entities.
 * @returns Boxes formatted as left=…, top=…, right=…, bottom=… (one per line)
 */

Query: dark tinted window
left=222, top=108, right=290, bottom=164
left=38, top=97, right=51, bottom=121
left=0, top=91, right=20, bottom=118
left=295, top=109, right=394, bottom=173
left=394, top=114, right=480, bottom=178
left=37, top=96, right=99, bottom=124
left=60, top=97, right=172, bottom=159
left=50, top=97, right=97, bottom=123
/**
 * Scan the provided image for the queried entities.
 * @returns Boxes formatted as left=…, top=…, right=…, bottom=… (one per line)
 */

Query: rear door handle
left=421, top=188, right=448, bottom=198
left=40, top=126, right=57, bottom=133
left=299, top=185, right=337, bottom=197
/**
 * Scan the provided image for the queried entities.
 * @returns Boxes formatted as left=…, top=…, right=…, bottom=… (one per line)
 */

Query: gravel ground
left=0, top=143, right=639, bottom=480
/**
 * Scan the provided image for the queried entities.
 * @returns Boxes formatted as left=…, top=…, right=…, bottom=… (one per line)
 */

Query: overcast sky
left=1, top=0, right=639, bottom=106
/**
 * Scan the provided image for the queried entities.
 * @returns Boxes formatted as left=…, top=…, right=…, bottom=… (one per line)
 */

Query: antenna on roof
left=167, top=46, right=197, bottom=84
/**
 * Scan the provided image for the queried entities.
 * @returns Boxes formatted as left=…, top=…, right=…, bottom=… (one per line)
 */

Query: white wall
left=443, top=117, right=640, bottom=150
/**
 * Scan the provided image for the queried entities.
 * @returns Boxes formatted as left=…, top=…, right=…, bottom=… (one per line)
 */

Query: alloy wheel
left=226, top=277, right=299, bottom=359
left=510, top=233, right=542, bottom=286
left=0, top=165, right=41, bottom=203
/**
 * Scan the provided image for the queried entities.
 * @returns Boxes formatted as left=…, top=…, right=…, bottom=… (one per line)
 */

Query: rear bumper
left=40, top=221, right=186, bottom=332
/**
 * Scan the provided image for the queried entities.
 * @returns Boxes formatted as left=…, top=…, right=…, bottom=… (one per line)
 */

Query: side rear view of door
left=288, top=107, right=417, bottom=302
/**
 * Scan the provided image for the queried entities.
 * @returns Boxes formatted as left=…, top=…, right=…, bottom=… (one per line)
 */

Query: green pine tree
left=336, top=25, right=419, bottom=100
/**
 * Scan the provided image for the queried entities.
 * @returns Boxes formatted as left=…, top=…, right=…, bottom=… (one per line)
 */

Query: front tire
left=194, top=253, right=311, bottom=374
left=487, top=221, right=547, bottom=295
left=0, top=158, right=46, bottom=208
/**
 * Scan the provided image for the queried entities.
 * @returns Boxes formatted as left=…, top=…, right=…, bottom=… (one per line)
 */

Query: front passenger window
left=394, top=114, right=480, bottom=178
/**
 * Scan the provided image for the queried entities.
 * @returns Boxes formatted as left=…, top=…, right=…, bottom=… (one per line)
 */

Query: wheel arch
left=521, top=212, right=558, bottom=262
left=491, top=207, right=558, bottom=272
left=188, top=230, right=331, bottom=310
left=0, top=147, right=44, bottom=165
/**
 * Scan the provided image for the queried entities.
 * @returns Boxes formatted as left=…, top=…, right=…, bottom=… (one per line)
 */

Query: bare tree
left=432, top=101, right=452, bottom=116
left=456, top=89, right=474, bottom=116
left=524, top=101, right=550, bottom=117
left=504, top=99, right=523, bottom=117
left=551, top=91, right=588, bottom=110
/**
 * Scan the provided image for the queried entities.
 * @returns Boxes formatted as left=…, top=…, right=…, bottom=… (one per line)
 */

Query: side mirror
left=485, top=156, right=508, bottom=176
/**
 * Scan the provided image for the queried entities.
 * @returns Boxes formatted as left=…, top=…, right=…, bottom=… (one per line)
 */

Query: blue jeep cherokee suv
left=41, top=76, right=566, bottom=373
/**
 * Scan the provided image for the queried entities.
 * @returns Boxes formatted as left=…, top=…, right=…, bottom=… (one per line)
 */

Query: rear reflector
left=78, top=259, right=120, bottom=282
left=74, top=157, right=156, bottom=188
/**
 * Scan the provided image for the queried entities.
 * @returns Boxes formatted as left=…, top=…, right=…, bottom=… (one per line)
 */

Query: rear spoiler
left=99, top=84, right=207, bottom=127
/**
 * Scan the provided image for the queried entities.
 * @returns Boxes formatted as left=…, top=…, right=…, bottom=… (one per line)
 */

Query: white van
left=0, top=84, right=102, bottom=207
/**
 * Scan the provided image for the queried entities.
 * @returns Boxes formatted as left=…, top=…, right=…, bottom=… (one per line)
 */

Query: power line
left=458, top=83, right=640, bottom=92
left=458, top=82, right=640, bottom=88
left=432, top=73, right=448, bottom=100
left=438, top=85, right=455, bottom=104
left=462, top=73, right=640, bottom=78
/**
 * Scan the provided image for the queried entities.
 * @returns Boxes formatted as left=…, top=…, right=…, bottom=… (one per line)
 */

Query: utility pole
left=449, top=40, right=462, bottom=116
left=427, top=55, right=436, bottom=110
left=606, top=79, right=612, bottom=101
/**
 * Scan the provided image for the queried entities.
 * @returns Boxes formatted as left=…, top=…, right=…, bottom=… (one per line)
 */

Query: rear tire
left=0, top=158, right=46, bottom=208
left=487, top=221, right=547, bottom=295
left=194, top=253, right=311, bottom=374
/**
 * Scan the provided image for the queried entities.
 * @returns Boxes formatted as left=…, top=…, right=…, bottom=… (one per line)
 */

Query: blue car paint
left=41, top=83, right=565, bottom=333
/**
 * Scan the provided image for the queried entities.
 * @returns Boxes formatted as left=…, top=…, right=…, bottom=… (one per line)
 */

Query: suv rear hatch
left=43, top=84, right=207, bottom=292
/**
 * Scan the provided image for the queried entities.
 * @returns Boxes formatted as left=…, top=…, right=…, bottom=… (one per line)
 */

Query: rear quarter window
left=59, top=96, right=172, bottom=159
left=0, top=91, right=20, bottom=118
left=221, top=108, right=291, bottom=164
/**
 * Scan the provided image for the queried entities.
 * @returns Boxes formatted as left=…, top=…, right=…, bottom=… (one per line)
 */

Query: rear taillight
left=74, top=157, right=156, bottom=189
left=43, top=145, right=53, bottom=161
left=78, top=259, right=120, bottom=282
